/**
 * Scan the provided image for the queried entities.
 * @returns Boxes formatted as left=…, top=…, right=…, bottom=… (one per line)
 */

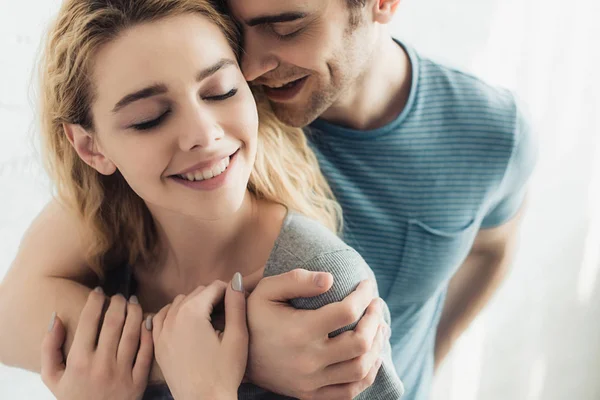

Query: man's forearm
left=0, top=276, right=165, bottom=381
left=0, top=277, right=89, bottom=371
left=434, top=248, right=514, bottom=371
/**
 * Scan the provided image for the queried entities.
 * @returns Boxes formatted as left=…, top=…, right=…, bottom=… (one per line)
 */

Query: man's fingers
left=254, top=269, right=333, bottom=302
left=41, top=313, right=66, bottom=388
left=313, top=280, right=376, bottom=334
left=322, top=326, right=385, bottom=386
left=312, top=358, right=383, bottom=400
left=325, top=298, right=386, bottom=364
left=222, top=273, right=249, bottom=365
left=69, top=288, right=105, bottom=356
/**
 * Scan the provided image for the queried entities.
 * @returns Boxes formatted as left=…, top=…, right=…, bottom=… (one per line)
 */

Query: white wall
left=1, top=0, right=599, bottom=399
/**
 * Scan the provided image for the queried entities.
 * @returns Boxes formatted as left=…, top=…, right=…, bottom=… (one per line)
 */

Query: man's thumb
left=257, top=269, right=333, bottom=301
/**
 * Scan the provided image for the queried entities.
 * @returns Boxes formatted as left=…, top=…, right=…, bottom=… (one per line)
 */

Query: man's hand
left=435, top=209, right=523, bottom=372
left=246, top=269, right=388, bottom=399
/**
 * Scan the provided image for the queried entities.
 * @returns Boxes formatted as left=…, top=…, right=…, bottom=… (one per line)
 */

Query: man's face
left=228, top=0, right=375, bottom=127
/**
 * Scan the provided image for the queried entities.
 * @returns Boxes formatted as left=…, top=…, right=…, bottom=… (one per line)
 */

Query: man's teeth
left=178, top=157, right=230, bottom=182
left=270, top=80, right=297, bottom=89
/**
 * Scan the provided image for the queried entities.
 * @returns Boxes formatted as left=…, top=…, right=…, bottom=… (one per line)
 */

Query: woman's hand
left=41, top=289, right=154, bottom=400
left=152, top=274, right=247, bottom=400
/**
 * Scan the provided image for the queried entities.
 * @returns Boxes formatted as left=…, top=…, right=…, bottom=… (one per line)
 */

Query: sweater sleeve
left=264, top=248, right=405, bottom=399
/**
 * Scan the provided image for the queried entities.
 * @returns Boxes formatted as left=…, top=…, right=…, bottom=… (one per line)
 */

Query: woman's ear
left=63, top=123, right=117, bottom=176
left=372, top=0, right=401, bottom=24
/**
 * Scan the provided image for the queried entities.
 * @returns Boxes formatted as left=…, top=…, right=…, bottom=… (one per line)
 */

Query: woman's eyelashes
left=204, top=88, right=238, bottom=101
left=129, top=88, right=238, bottom=131
left=131, top=109, right=171, bottom=131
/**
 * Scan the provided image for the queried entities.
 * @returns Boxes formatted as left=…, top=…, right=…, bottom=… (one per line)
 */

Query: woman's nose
left=178, top=108, right=225, bottom=152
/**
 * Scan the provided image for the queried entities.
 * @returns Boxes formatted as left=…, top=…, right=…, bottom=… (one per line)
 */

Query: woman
left=6, top=0, right=404, bottom=398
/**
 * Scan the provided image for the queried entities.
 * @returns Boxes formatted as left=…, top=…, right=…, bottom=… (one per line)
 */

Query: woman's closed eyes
left=129, top=88, right=238, bottom=131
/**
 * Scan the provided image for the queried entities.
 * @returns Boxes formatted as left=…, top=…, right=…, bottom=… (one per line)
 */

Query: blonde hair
left=40, top=0, right=341, bottom=277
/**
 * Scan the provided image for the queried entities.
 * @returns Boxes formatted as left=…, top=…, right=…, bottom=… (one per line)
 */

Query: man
left=0, top=1, right=536, bottom=399
left=226, top=0, right=537, bottom=398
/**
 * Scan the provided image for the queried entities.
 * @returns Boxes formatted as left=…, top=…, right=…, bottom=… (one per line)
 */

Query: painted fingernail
left=232, top=272, right=244, bottom=292
left=145, top=315, right=153, bottom=331
left=129, top=295, right=139, bottom=305
left=94, top=286, right=103, bottom=294
left=48, top=312, right=57, bottom=332
left=314, top=273, right=328, bottom=288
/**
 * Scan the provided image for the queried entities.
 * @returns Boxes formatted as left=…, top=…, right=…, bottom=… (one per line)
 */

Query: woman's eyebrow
left=112, top=84, right=168, bottom=113
left=112, top=58, right=236, bottom=113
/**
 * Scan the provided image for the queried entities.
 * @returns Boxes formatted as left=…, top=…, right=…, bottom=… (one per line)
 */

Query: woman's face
left=77, top=13, right=258, bottom=220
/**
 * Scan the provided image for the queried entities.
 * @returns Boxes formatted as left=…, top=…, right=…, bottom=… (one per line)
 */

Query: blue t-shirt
left=307, top=40, right=537, bottom=400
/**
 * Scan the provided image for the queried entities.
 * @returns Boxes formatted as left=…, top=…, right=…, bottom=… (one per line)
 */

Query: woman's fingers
left=117, top=296, right=143, bottom=366
left=152, top=303, right=171, bottom=340
left=69, top=288, right=105, bottom=356
left=132, top=317, right=154, bottom=386
left=96, top=294, right=127, bottom=360
left=222, top=273, right=248, bottom=362
left=191, top=280, right=228, bottom=317
left=168, top=294, right=186, bottom=318
left=41, top=313, right=66, bottom=388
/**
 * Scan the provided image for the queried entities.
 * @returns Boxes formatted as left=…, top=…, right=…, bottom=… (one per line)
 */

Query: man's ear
left=63, top=123, right=117, bottom=176
left=372, top=0, right=401, bottom=24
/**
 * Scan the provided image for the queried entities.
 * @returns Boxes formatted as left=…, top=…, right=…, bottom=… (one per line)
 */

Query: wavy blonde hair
left=40, top=0, right=341, bottom=277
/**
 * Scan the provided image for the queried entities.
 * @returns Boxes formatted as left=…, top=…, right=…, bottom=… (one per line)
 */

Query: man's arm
left=0, top=200, right=95, bottom=371
left=0, top=200, right=167, bottom=381
left=434, top=206, right=524, bottom=371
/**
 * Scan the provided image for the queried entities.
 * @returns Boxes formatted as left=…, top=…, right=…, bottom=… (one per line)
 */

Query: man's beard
left=268, top=87, right=332, bottom=128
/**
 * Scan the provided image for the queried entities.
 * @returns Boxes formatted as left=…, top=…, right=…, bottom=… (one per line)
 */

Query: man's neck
left=320, top=35, right=411, bottom=131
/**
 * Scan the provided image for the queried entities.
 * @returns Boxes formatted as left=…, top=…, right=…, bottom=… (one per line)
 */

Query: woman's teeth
left=178, top=157, right=230, bottom=182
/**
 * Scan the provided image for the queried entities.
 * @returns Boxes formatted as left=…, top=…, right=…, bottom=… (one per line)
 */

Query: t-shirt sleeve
left=481, top=101, right=538, bottom=228
left=285, top=249, right=405, bottom=399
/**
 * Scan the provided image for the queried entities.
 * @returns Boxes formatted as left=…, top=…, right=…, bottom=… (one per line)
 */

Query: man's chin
left=269, top=100, right=323, bottom=128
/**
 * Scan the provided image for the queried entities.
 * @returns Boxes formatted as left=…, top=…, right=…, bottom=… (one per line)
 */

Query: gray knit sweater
left=108, top=212, right=404, bottom=399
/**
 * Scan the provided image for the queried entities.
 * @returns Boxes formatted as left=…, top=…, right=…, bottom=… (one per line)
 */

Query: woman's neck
left=135, top=192, right=286, bottom=309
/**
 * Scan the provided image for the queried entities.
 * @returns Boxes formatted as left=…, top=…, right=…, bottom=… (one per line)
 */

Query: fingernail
left=94, top=286, right=103, bottom=294
left=48, top=312, right=57, bottom=332
left=314, top=273, right=327, bottom=288
left=386, top=326, right=392, bottom=339
left=129, top=295, right=139, bottom=305
left=145, top=315, right=153, bottom=331
left=232, top=272, right=244, bottom=292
